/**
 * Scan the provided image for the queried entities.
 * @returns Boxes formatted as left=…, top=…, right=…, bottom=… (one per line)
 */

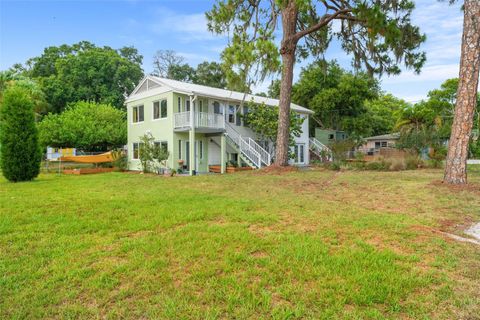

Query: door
left=294, top=144, right=305, bottom=165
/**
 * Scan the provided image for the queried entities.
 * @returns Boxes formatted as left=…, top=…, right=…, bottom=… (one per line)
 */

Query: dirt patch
left=430, top=180, right=480, bottom=195
left=255, top=165, right=299, bottom=175
left=250, top=250, right=269, bottom=258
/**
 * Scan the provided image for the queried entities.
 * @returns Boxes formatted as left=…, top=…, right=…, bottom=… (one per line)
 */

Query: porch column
left=220, top=134, right=226, bottom=174
left=189, top=96, right=195, bottom=175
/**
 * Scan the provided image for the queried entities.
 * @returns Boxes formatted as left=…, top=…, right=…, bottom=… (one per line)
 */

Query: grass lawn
left=1, top=168, right=479, bottom=319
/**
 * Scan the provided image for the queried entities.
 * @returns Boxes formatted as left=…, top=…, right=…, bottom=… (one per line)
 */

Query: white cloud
left=150, top=7, right=222, bottom=42
left=383, top=64, right=459, bottom=84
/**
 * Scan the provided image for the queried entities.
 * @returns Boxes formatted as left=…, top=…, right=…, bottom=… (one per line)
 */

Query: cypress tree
left=0, top=85, right=41, bottom=182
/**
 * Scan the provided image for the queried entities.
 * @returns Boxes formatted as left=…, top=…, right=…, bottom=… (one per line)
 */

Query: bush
left=389, top=158, right=407, bottom=171
left=405, top=155, right=422, bottom=170
left=0, top=86, right=42, bottom=182
left=138, top=133, right=169, bottom=173
left=365, top=157, right=391, bottom=171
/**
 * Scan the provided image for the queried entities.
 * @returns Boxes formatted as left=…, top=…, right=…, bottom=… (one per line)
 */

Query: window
left=243, top=106, right=249, bottom=127
left=329, top=134, right=334, bottom=140
left=154, top=141, right=168, bottom=153
left=177, top=97, right=182, bottom=112
left=186, top=100, right=190, bottom=112
left=199, top=140, right=203, bottom=159
left=153, top=101, right=160, bottom=119
left=228, top=105, right=235, bottom=123
left=299, top=145, right=305, bottom=163
left=178, top=140, right=182, bottom=159
left=375, top=142, right=381, bottom=149
left=213, top=101, right=221, bottom=114
left=160, top=100, right=167, bottom=118
left=381, top=141, right=387, bottom=148
left=133, top=143, right=139, bottom=159
left=236, top=106, right=242, bottom=126
left=293, top=144, right=305, bottom=164
left=132, top=105, right=144, bottom=123
left=199, top=100, right=203, bottom=112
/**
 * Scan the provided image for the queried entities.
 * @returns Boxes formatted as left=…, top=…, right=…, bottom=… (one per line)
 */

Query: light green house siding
left=127, top=91, right=211, bottom=173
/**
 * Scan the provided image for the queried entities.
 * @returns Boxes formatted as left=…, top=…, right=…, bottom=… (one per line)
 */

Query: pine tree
left=0, top=85, right=42, bottom=182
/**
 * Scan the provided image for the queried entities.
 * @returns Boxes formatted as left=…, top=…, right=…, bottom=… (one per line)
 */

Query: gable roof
left=126, top=76, right=313, bottom=114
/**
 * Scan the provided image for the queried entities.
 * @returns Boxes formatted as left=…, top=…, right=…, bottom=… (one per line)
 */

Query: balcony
left=174, top=111, right=225, bottom=133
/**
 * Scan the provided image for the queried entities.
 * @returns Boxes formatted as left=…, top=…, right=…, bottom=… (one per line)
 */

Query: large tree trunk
left=444, top=0, right=480, bottom=184
left=275, top=1, right=298, bottom=166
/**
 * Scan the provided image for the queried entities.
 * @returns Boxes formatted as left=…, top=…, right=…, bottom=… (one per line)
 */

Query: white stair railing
left=225, top=123, right=265, bottom=168
left=225, top=123, right=271, bottom=168
left=309, top=137, right=332, bottom=160
left=246, top=138, right=271, bottom=166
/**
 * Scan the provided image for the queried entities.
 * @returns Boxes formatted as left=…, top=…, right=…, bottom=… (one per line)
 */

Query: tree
left=152, top=50, right=185, bottom=78
left=138, top=133, right=170, bottom=173
left=0, top=71, right=49, bottom=115
left=291, top=60, right=379, bottom=136
left=16, top=41, right=143, bottom=113
left=0, top=85, right=42, bottom=182
left=38, top=101, right=127, bottom=151
left=444, top=0, right=480, bottom=184
left=207, top=1, right=426, bottom=166
left=195, top=61, right=227, bottom=88
left=168, top=63, right=197, bottom=82
left=243, top=103, right=304, bottom=157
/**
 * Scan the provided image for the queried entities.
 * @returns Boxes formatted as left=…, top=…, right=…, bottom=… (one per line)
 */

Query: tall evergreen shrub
left=0, top=86, right=41, bottom=182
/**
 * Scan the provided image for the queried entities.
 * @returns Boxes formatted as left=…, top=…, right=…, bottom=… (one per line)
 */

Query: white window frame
left=132, top=142, right=140, bottom=159
left=153, top=101, right=160, bottom=120
left=132, top=105, right=144, bottom=124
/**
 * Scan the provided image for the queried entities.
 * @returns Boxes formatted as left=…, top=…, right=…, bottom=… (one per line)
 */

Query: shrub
left=365, top=157, right=391, bottom=171
left=112, top=149, right=128, bottom=171
left=405, top=155, right=422, bottom=170
left=0, top=86, right=42, bottom=182
left=138, top=133, right=169, bottom=173
left=389, top=158, right=407, bottom=171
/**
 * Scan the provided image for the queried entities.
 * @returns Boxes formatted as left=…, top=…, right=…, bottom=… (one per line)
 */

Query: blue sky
left=0, top=0, right=464, bottom=103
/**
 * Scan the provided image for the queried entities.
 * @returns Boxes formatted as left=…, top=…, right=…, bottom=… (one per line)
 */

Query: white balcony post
left=221, top=134, right=226, bottom=174
left=189, top=96, right=195, bottom=175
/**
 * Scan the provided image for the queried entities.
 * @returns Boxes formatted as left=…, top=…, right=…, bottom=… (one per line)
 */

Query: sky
left=0, top=0, right=465, bottom=103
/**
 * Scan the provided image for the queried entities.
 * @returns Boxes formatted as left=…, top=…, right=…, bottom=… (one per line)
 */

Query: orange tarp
left=59, top=152, right=114, bottom=163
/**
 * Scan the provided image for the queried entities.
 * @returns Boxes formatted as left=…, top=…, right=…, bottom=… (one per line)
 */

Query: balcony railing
left=174, top=111, right=225, bottom=130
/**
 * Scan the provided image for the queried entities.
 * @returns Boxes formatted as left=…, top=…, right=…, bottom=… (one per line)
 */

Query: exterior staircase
left=225, top=123, right=271, bottom=169
left=309, top=137, right=332, bottom=161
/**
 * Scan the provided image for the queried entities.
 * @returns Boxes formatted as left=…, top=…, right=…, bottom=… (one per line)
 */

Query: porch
left=174, top=111, right=225, bottom=133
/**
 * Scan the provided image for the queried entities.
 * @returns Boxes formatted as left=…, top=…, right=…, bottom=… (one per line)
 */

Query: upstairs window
left=177, top=97, right=182, bottom=112
left=186, top=100, right=190, bottom=112
left=213, top=101, right=221, bottom=114
left=243, top=106, right=249, bottom=127
left=132, top=105, right=144, bottom=123
left=199, top=100, right=203, bottom=112
left=153, top=101, right=160, bottom=119
left=160, top=100, right=167, bottom=118
left=228, top=105, right=235, bottom=123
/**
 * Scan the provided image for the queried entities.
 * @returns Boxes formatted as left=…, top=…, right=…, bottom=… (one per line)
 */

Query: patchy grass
left=1, top=168, right=479, bottom=319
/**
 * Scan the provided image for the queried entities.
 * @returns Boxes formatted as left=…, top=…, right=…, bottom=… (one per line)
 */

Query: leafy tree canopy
left=243, top=102, right=304, bottom=156
left=152, top=50, right=227, bottom=88
left=38, top=101, right=127, bottom=151
left=13, top=41, right=144, bottom=113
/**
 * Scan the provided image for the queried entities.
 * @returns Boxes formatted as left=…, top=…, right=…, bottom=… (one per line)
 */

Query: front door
left=294, top=144, right=305, bottom=165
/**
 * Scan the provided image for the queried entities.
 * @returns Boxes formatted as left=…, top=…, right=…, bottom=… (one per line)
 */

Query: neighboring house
left=358, top=133, right=400, bottom=155
left=314, top=128, right=347, bottom=146
left=125, top=76, right=313, bottom=174
left=46, top=147, right=76, bottom=161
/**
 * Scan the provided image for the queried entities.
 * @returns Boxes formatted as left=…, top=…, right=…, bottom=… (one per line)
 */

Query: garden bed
left=63, top=167, right=116, bottom=175
left=209, top=165, right=254, bottom=173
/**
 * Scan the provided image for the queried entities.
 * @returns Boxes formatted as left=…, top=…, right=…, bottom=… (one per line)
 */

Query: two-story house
left=126, top=76, right=313, bottom=174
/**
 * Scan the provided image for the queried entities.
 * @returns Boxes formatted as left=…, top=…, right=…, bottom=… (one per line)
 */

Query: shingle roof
left=127, top=76, right=313, bottom=114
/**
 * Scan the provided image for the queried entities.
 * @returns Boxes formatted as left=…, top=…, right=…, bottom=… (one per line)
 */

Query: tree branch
left=293, top=8, right=351, bottom=42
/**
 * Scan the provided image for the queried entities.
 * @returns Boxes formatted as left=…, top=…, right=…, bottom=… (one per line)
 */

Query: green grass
left=1, top=168, right=479, bottom=319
